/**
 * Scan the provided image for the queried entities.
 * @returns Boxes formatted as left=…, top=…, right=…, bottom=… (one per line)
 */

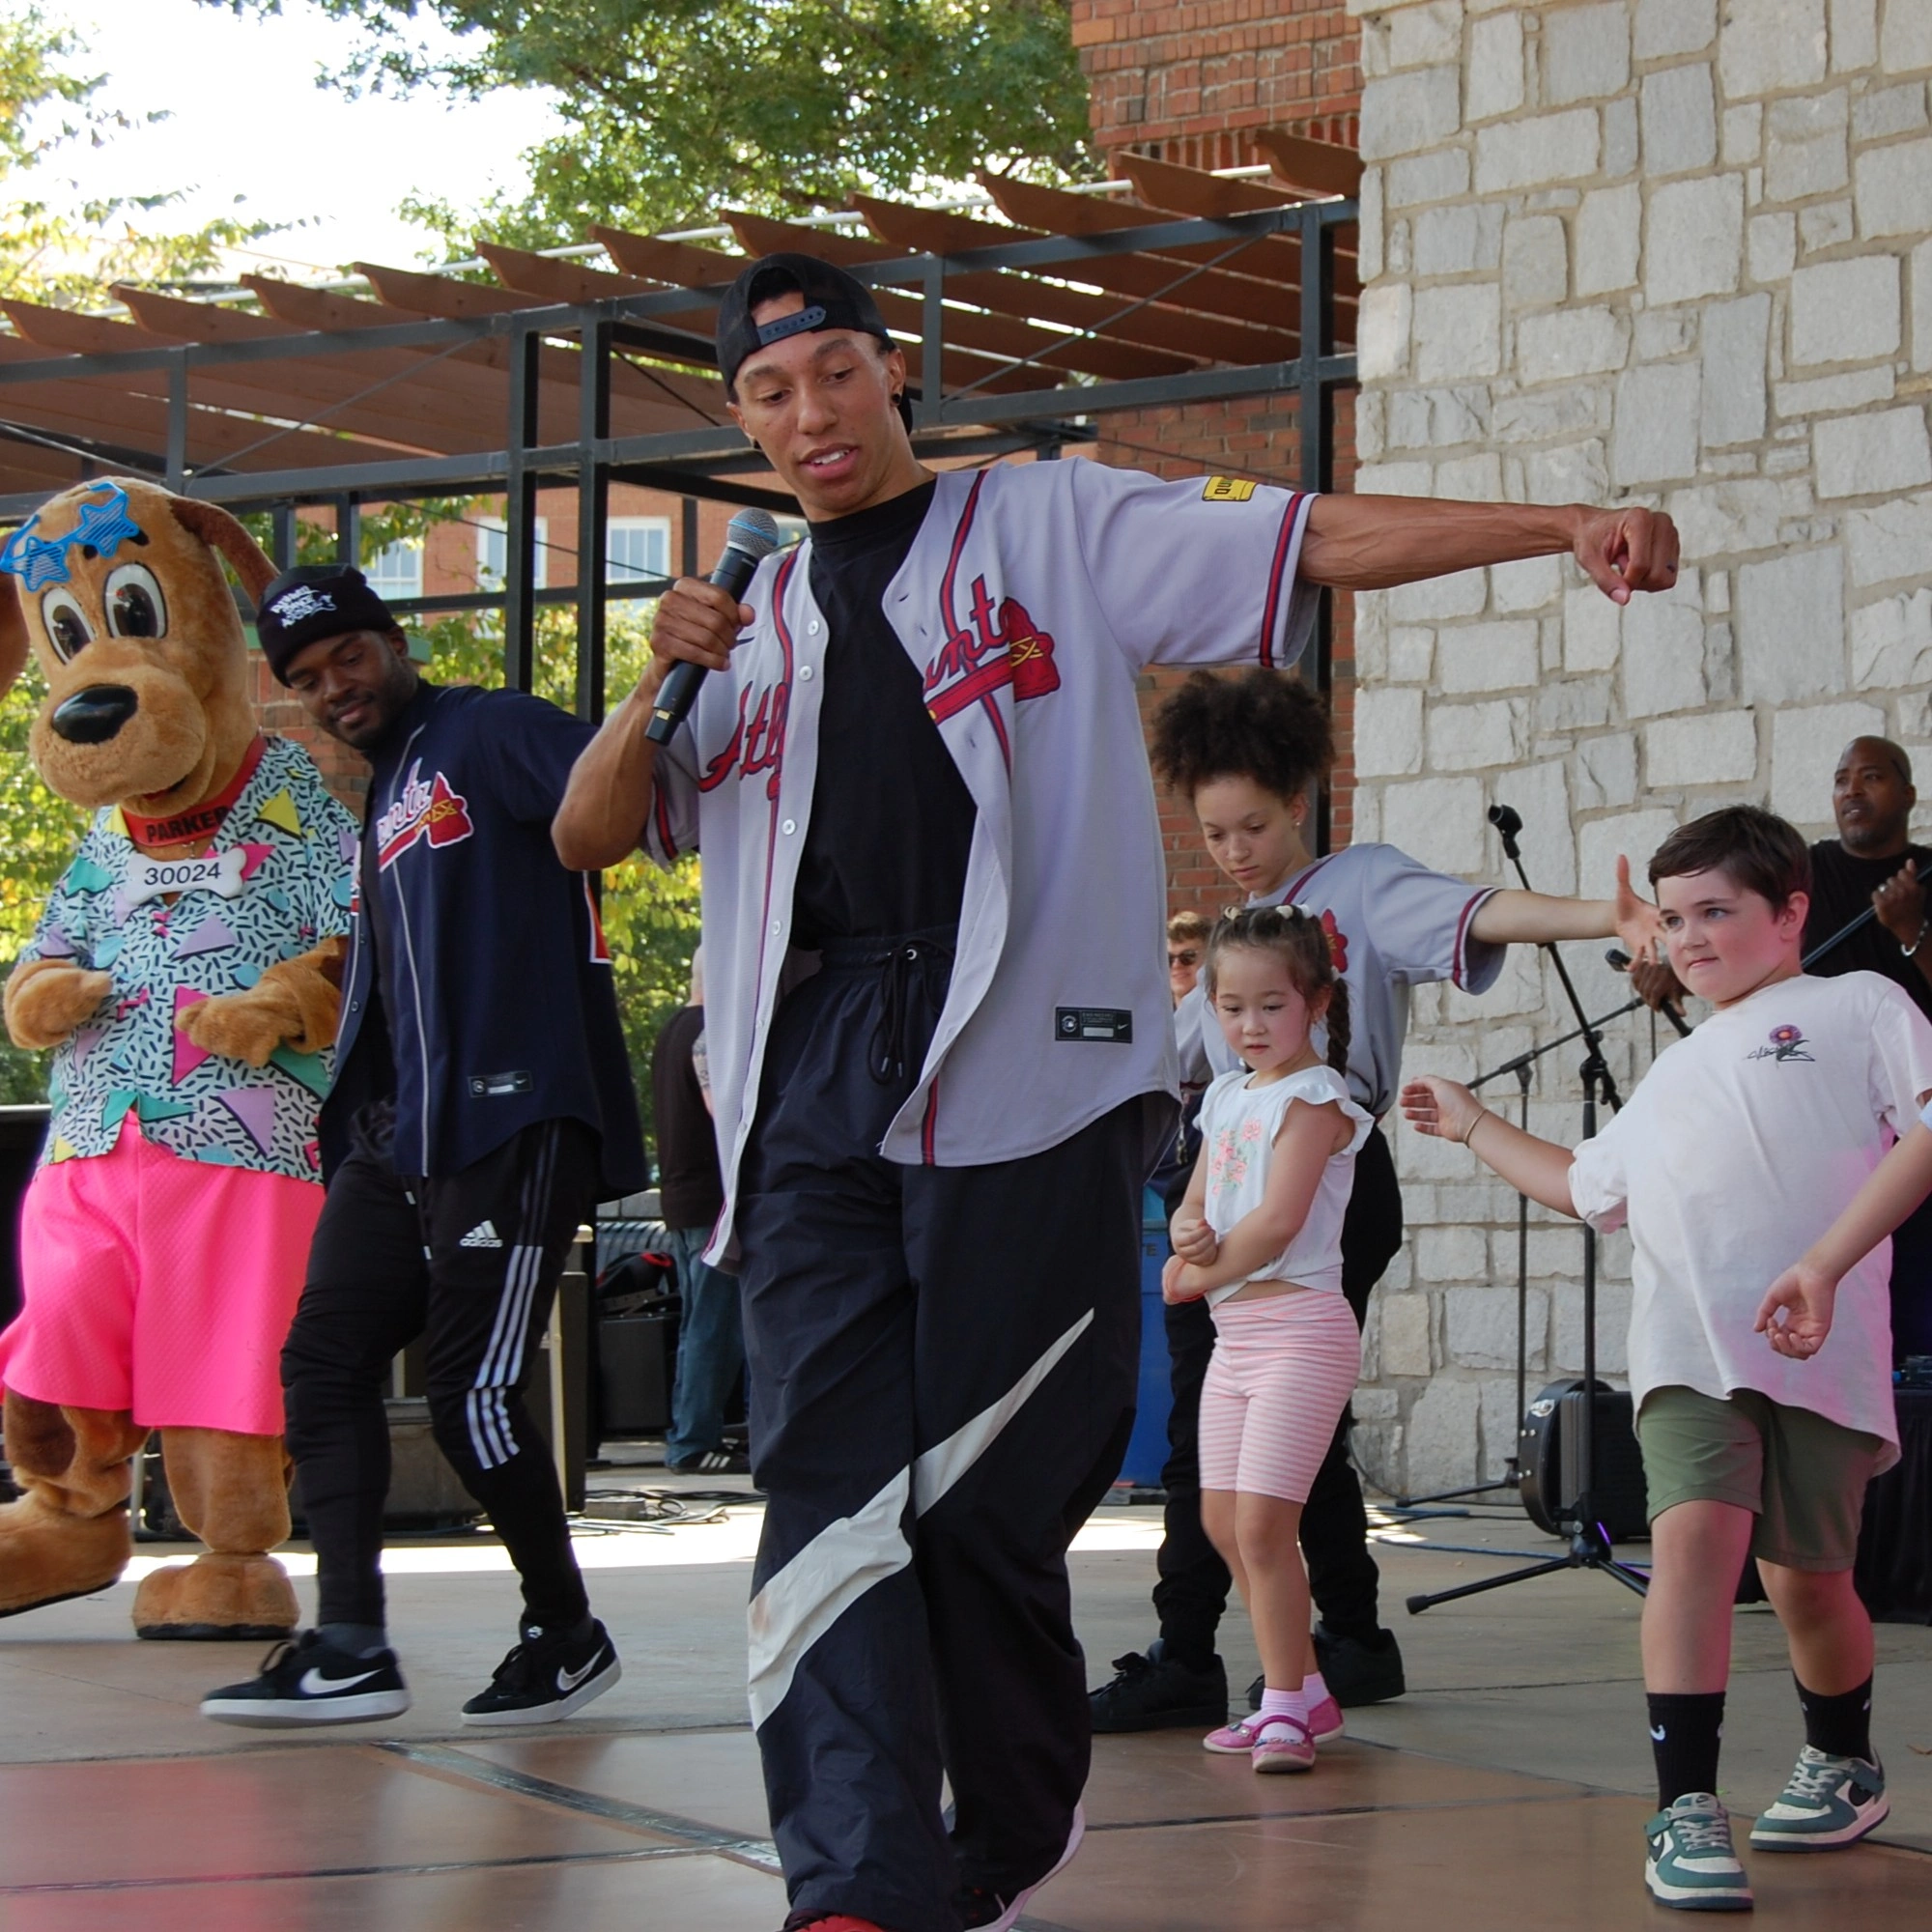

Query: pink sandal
left=1203, top=1716, right=1264, bottom=1755
left=1249, top=1714, right=1316, bottom=1774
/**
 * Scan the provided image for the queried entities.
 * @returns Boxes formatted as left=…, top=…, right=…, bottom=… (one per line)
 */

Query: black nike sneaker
left=461, top=1617, right=622, bottom=1726
left=200, top=1630, right=411, bottom=1727
left=1089, top=1638, right=1228, bottom=1733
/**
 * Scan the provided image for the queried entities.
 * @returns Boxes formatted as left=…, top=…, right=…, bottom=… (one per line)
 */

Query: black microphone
left=1606, top=949, right=1691, bottom=1037
left=1487, top=802, right=1523, bottom=861
left=644, top=508, right=783, bottom=746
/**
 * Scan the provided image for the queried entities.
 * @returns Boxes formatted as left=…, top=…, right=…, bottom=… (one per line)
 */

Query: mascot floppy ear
left=0, top=572, right=28, bottom=700
left=168, top=497, right=277, bottom=607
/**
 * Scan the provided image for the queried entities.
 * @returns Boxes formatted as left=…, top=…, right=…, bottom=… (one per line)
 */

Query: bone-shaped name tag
left=117, top=846, right=247, bottom=919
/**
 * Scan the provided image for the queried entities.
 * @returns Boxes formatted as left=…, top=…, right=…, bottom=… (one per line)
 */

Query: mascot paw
left=133, top=1551, right=298, bottom=1641
left=174, top=987, right=297, bottom=1069
left=0, top=1492, right=131, bottom=1617
left=4, top=963, right=111, bottom=1051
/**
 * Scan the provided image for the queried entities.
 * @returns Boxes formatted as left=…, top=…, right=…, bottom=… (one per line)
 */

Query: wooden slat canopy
left=0, top=130, right=1357, bottom=511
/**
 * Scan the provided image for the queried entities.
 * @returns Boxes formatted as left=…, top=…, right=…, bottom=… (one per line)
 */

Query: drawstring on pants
left=814, top=926, right=957, bottom=1087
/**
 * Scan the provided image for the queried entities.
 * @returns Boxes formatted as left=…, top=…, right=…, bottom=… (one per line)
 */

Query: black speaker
left=1518, top=1378, right=1649, bottom=1541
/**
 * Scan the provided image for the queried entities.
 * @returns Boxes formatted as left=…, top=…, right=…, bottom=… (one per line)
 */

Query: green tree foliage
left=0, top=665, right=89, bottom=1100
left=210, top=0, right=1097, bottom=247
left=1, top=7, right=277, bottom=1099
left=0, top=7, right=276, bottom=305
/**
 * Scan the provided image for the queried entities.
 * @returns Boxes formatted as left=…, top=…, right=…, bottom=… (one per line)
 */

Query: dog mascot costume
left=0, top=477, right=355, bottom=1638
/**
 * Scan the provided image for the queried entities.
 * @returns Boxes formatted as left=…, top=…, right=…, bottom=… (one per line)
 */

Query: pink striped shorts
left=1198, top=1289, right=1363, bottom=1502
left=0, top=1120, right=323, bottom=1435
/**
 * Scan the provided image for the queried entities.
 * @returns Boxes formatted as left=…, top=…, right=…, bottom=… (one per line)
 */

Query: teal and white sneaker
left=1644, top=1794, right=1754, bottom=1912
left=1748, top=1747, right=1888, bottom=1851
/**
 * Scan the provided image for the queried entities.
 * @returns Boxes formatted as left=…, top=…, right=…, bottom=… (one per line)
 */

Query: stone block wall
left=1346, top=0, right=1932, bottom=1495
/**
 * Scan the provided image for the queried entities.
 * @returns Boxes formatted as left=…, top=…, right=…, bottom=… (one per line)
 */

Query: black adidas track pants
left=283, top=1117, right=597, bottom=1632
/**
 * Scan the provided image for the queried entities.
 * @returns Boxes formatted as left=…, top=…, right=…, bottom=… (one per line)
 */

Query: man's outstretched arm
left=1298, top=496, right=1678, bottom=606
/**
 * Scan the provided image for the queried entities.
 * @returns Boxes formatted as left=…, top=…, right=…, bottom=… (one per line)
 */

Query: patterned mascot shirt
left=20, top=736, right=356, bottom=1181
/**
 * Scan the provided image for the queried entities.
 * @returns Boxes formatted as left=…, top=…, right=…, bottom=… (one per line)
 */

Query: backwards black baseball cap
left=715, top=252, right=913, bottom=431
left=255, top=563, right=402, bottom=683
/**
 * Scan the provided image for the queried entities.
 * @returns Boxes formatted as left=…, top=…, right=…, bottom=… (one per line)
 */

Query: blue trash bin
left=1116, top=1186, right=1176, bottom=1487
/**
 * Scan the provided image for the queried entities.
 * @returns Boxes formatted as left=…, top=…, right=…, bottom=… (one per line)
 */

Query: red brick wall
left=1070, top=1, right=1361, bottom=914
left=1074, top=1, right=1361, bottom=165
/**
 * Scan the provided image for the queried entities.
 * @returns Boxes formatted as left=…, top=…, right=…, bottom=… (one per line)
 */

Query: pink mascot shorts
left=0, top=1121, right=322, bottom=1436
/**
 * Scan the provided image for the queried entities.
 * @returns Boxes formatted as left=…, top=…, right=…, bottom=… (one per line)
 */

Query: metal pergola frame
left=0, top=198, right=1357, bottom=722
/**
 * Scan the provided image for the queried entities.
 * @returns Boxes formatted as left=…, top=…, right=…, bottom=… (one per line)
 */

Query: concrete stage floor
left=5, top=1487, right=1930, bottom=1929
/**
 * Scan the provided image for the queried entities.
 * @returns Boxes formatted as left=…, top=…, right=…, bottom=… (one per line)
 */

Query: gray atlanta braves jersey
left=643, top=460, right=1317, bottom=1252
left=1178, top=843, right=1505, bottom=1116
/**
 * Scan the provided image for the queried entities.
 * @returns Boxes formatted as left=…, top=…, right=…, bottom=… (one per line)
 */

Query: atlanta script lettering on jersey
left=924, top=575, right=1061, bottom=724
left=376, top=761, right=475, bottom=869
left=699, top=675, right=789, bottom=800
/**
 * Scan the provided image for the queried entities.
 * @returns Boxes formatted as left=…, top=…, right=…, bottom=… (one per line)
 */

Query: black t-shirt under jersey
left=1804, top=838, right=1932, bottom=1023
left=790, top=480, right=978, bottom=947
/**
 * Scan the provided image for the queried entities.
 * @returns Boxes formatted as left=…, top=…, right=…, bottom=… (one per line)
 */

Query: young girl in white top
left=1163, top=903, right=1372, bottom=1773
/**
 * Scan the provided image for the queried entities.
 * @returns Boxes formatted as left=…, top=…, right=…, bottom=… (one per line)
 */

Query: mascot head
left=0, top=477, right=275, bottom=812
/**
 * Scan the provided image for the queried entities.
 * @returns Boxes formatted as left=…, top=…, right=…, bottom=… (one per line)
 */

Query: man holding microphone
left=554, top=251, right=1681, bottom=1932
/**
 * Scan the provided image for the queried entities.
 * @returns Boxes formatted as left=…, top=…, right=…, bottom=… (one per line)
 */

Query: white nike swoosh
left=556, top=1653, right=604, bottom=1692
left=303, top=1665, right=382, bottom=1696
left=1651, top=1724, right=1667, bottom=1741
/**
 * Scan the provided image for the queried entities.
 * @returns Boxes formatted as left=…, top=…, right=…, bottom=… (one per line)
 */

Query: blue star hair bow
left=0, top=481, right=145, bottom=591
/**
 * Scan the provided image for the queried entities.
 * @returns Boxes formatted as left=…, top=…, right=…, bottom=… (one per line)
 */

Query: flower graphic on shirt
left=1208, top=1124, right=1249, bottom=1194
left=1747, top=1023, right=1813, bottom=1064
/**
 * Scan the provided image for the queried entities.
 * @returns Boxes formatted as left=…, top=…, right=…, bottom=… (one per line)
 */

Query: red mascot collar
left=122, top=736, right=268, bottom=847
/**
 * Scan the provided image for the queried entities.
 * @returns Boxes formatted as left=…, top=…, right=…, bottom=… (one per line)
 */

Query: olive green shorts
left=1635, top=1385, right=1883, bottom=1573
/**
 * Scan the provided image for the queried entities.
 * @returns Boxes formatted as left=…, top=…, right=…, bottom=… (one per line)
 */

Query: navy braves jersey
left=326, top=682, right=646, bottom=1193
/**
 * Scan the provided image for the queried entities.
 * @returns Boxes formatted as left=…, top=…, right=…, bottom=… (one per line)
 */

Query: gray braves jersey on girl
left=1178, top=844, right=1504, bottom=1115
left=643, top=460, right=1318, bottom=1252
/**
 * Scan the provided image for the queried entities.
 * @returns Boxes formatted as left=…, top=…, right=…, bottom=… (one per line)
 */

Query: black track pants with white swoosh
left=283, top=1116, right=597, bottom=1631
left=736, top=942, right=1148, bottom=1932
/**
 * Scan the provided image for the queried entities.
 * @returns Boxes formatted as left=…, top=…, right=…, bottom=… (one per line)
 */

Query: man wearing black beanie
left=202, top=563, right=646, bottom=1730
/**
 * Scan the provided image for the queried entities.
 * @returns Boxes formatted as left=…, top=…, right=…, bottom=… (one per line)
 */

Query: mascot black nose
left=50, top=685, right=139, bottom=744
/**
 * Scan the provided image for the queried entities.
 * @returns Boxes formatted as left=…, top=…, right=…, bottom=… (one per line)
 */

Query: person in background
left=1168, top=911, right=1210, bottom=1007
left=200, top=565, right=645, bottom=1730
left=654, top=948, right=747, bottom=1476
left=1805, top=739, right=1932, bottom=1360
left=1092, top=671, right=1661, bottom=1737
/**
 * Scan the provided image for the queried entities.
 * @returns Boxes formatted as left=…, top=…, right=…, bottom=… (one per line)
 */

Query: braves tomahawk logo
left=923, top=575, right=1062, bottom=725
left=376, top=760, right=475, bottom=869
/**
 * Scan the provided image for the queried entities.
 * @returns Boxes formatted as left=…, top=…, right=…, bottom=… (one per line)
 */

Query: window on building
left=363, top=538, right=424, bottom=604
left=476, top=517, right=549, bottom=593
left=605, top=516, right=673, bottom=585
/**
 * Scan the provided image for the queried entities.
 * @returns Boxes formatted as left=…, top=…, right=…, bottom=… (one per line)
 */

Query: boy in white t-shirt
left=1402, top=806, right=1932, bottom=1914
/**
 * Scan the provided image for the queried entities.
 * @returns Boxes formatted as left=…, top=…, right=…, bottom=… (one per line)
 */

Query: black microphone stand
left=1403, top=805, right=1650, bottom=1603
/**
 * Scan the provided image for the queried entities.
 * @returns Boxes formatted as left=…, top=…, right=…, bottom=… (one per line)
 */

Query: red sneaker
left=785, top=1918, right=891, bottom=1931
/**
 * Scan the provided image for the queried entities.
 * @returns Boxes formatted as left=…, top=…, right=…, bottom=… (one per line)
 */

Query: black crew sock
left=1796, top=1673, right=1874, bottom=1763
left=1648, top=1691, right=1725, bottom=1809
